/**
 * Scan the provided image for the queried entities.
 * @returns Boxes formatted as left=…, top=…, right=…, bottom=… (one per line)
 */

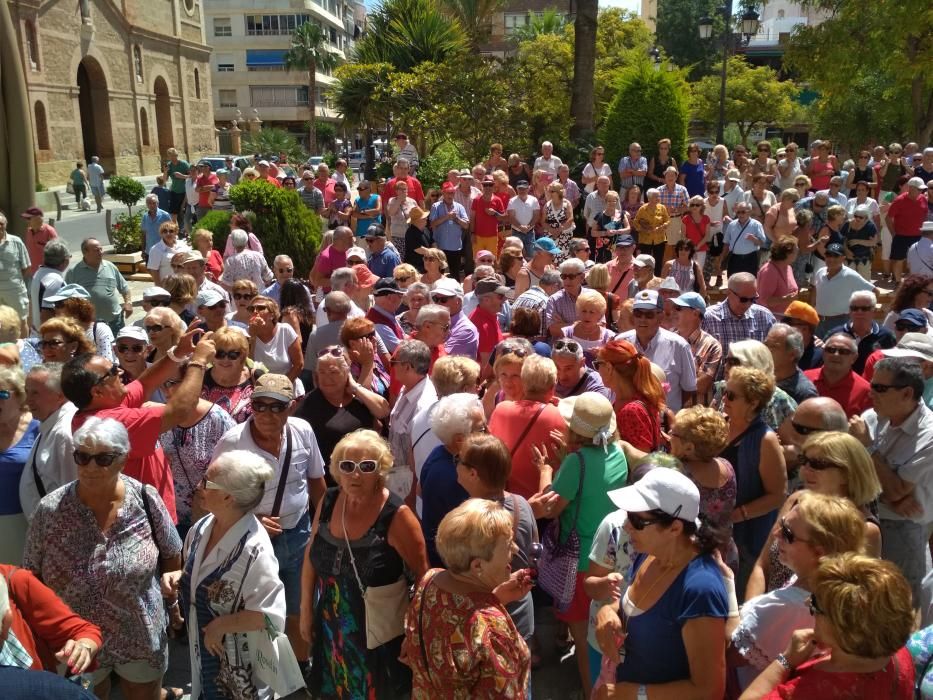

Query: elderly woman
left=225, top=278, right=258, bottom=329
left=595, top=469, right=730, bottom=698
left=24, top=417, right=182, bottom=700
left=37, top=317, right=94, bottom=363
left=757, top=236, right=799, bottom=314
left=633, top=188, right=670, bottom=274
left=392, top=263, right=419, bottom=291
left=583, top=264, right=620, bottom=331
left=746, top=431, right=882, bottom=600
left=162, top=273, right=198, bottom=326
left=540, top=182, right=575, bottom=262
left=159, top=362, right=236, bottom=539
left=730, top=492, right=867, bottom=691
left=340, top=316, right=391, bottom=398
left=419, top=249, right=449, bottom=288
left=192, top=228, right=223, bottom=281
left=160, top=451, right=285, bottom=700
left=480, top=336, right=533, bottom=417
left=48, top=285, right=115, bottom=362
left=146, top=222, right=189, bottom=286
left=221, top=230, right=273, bottom=291
left=141, top=307, right=185, bottom=366
left=531, top=392, right=629, bottom=697
left=720, top=367, right=787, bottom=592
left=296, top=345, right=388, bottom=478
left=0, top=366, right=39, bottom=565
left=561, top=290, right=614, bottom=364
left=404, top=499, right=532, bottom=697
left=113, top=326, right=151, bottom=384
left=248, top=295, right=304, bottom=387
left=397, top=282, right=430, bottom=335
left=387, top=179, right=417, bottom=257
left=201, top=326, right=255, bottom=423
left=713, top=339, right=798, bottom=431
left=301, top=430, right=428, bottom=698
left=740, top=554, right=914, bottom=698
left=488, top=355, right=565, bottom=500
left=596, top=339, right=665, bottom=452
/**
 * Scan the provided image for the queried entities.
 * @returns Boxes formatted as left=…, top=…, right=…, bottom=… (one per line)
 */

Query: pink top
left=26, top=223, right=58, bottom=274
left=757, top=260, right=798, bottom=314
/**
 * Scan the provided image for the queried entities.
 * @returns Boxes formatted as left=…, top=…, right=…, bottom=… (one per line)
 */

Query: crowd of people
left=0, top=135, right=932, bottom=699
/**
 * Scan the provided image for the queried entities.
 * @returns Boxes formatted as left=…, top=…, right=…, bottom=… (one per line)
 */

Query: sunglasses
left=251, top=400, right=289, bottom=413
left=117, top=344, right=145, bottom=354
left=500, top=347, right=529, bottom=359
left=849, top=305, right=872, bottom=312
left=554, top=339, right=581, bottom=353
left=338, top=459, right=379, bottom=475
left=729, top=290, right=759, bottom=303
left=144, top=325, right=164, bottom=334
left=73, top=450, right=120, bottom=466
left=233, top=293, right=255, bottom=301
left=723, top=389, right=741, bottom=401
left=148, top=299, right=171, bottom=307
left=689, top=203, right=703, bottom=208
left=198, top=475, right=225, bottom=491
left=791, top=422, right=824, bottom=436
left=215, top=349, right=242, bottom=360
left=797, top=454, right=842, bottom=471
left=627, top=512, right=666, bottom=531
left=778, top=517, right=809, bottom=545
left=317, top=346, right=344, bottom=359
left=247, top=305, right=271, bottom=313
left=395, top=275, right=412, bottom=283
left=560, top=273, right=582, bottom=280
left=871, top=382, right=908, bottom=393
left=94, top=365, right=122, bottom=386
left=808, top=594, right=824, bottom=617
left=824, top=346, right=853, bottom=356
left=37, top=339, right=65, bottom=349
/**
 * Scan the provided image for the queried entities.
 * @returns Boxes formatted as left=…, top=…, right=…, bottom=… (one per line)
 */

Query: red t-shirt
left=72, top=381, right=177, bottom=522
left=469, top=305, right=503, bottom=355
left=383, top=176, right=425, bottom=207
left=803, top=368, right=872, bottom=417
left=887, top=192, right=927, bottom=236
left=681, top=214, right=711, bottom=251
left=196, top=173, right=219, bottom=207
left=489, top=400, right=566, bottom=499
left=314, top=177, right=337, bottom=206
left=763, top=647, right=913, bottom=700
left=472, top=196, right=506, bottom=238
left=264, top=175, right=282, bottom=188
left=862, top=349, right=884, bottom=381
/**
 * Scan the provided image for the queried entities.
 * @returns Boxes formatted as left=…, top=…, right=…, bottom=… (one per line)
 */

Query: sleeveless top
left=848, top=166, right=874, bottom=197
left=809, top=159, right=835, bottom=190
left=669, top=259, right=696, bottom=293
left=651, top=156, right=677, bottom=184
left=508, top=165, right=528, bottom=190
left=721, top=416, right=775, bottom=556
left=545, top=201, right=571, bottom=231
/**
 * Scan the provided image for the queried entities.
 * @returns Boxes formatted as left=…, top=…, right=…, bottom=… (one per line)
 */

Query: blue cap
left=897, top=308, right=928, bottom=328
left=825, top=242, right=845, bottom=257
left=615, top=234, right=635, bottom=247
left=44, top=283, right=91, bottom=303
left=533, top=237, right=560, bottom=255
left=671, top=292, right=707, bottom=313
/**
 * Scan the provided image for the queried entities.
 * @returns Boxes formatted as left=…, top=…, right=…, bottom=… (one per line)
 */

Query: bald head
left=796, top=397, right=849, bottom=432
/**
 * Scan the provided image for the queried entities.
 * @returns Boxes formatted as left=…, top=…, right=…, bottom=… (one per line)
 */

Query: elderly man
left=140, top=194, right=172, bottom=257
left=0, top=213, right=31, bottom=333
left=20, top=207, right=58, bottom=275
left=314, top=267, right=364, bottom=327
left=888, top=177, right=929, bottom=283
left=672, top=292, right=721, bottom=402
left=212, top=374, right=326, bottom=666
left=62, top=327, right=212, bottom=522
left=29, top=240, right=69, bottom=332
left=556, top=164, right=580, bottom=209
left=659, top=166, right=690, bottom=252
left=453, top=170, right=481, bottom=221
left=781, top=300, right=823, bottom=370
left=411, top=303, right=451, bottom=368
left=365, top=224, right=401, bottom=278
left=381, top=158, right=425, bottom=213
left=618, top=142, right=647, bottom=190
left=310, top=226, right=353, bottom=289
left=545, top=258, right=586, bottom=339
left=180, top=249, right=229, bottom=312
left=876, top=332, right=933, bottom=409
left=162, top=148, right=190, bottom=221
left=766, top=323, right=819, bottom=404
left=607, top=234, right=636, bottom=296
left=256, top=159, right=281, bottom=187
left=553, top=338, right=612, bottom=399
left=195, top=289, right=228, bottom=332
left=310, top=163, right=336, bottom=206
left=367, top=278, right=405, bottom=353
left=87, top=155, right=107, bottom=214
left=513, top=267, right=561, bottom=339
left=508, top=181, right=543, bottom=260
left=619, top=289, right=697, bottom=410
left=262, top=254, right=310, bottom=307
left=776, top=395, right=850, bottom=474
left=804, top=332, right=872, bottom=417
left=907, top=221, right=933, bottom=275
left=826, top=290, right=895, bottom=373
left=65, top=238, right=132, bottom=336
left=533, top=141, right=563, bottom=178
left=389, top=339, right=437, bottom=505
left=394, top=133, right=420, bottom=171
left=722, top=202, right=767, bottom=276
left=18, top=363, right=76, bottom=520
left=224, top=156, right=241, bottom=184
left=429, top=183, right=470, bottom=279
left=852, top=358, right=933, bottom=603
left=220, top=230, right=273, bottom=291
left=302, top=292, right=349, bottom=383
left=428, top=278, right=476, bottom=360
left=812, top=245, right=882, bottom=337
left=702, top=272, right=776, bottom=374
left=470, top=278, right=509, bottom=368
left=297, top=170, right=324, bottom=214
left=817, top=175, right=848, bottom=208
left=583, top=176, right=612, bottom=244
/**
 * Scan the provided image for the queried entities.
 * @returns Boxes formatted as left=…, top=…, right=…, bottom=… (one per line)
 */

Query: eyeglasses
left=778, top=517, right=809, bottom=545
left=723, top=356, right=742, bottom=367
left=117, top=344, right=145, bottom=354
left=426, top=322, right=451, bottom=332
left=395, top=275, right=412, bottom=283
left=317, top=346, right=345, bottom=359
left=560, top=273, right=582, bottom=280
left=94, top=365, right=122, bottom=386
left=338, top=459, right=379, bottom=475
left=871, top=382, right=908, bottom=393
left=233, top=293, right=255, bottom=301
left=144, top=325, right=164, bottom=334
left=37, top=339, right=65, bottom=349
left=251, top=399, right=289, bottom=413
left=728, top=290, right=759, bottom=303
left=808, top=594, right=824, bottom=617
left=849, top=305, right=872, bottom=312
left=73, top=450, right=120, bottom=466
left=797, top=454, right=842, bottom=472
left=723, top=389, right=740, bottom=401
left=301, top=177, right=313, bottom=182
left=247, top=305, right=271, bottom=313
left=823, top=346, right=854, bottom=356
left=895, top=322, right=923, bottom=331
left=215, top=349, right=242, bottom=360
left=554, top=339, right=581, bottom=354
left=198, top=475, right=225, bottom=490
left=148, top=299, right=171, bottom=307
left=500, top=347, right=529, bottom=359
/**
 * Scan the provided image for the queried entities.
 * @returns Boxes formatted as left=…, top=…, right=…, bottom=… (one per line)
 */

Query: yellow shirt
left=633, top=203, right=670, bottom=246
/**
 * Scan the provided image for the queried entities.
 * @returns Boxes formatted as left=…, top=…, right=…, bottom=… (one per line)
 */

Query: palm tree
left=284, top=22, right=341, bottom=154
left=511, top=9, right=568, bottom=43
left=353, top=0, right=467, bottom=70
left=570, top=0, right=598, bottom=139
left=436, top=0, right=505, bottom=51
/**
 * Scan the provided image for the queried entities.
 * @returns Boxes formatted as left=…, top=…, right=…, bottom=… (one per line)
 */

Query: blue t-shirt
left=681, top=160, right=706, bottom=197
left=354, top=195, right=382, bottom=238
left=616, top=553, right=728, bottom=685
left=420, top=444, right=469, bottom=567
left=368, top=247, right=402, bottom=279
left=0, top=420, right=40, bottom=515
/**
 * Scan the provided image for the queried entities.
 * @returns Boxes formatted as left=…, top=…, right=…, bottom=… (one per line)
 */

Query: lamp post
left=698, top=3, right=760, bottom=143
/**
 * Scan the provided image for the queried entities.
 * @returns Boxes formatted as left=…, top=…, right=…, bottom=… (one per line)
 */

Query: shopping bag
left=248, top=615, right=306, bottom=698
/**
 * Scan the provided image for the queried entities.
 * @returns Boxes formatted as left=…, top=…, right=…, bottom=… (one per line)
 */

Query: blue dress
left=681, top=160, right=706, bottom=198
left=0, top=420, right=39, bottom=515
left=354, top=194, right=382, bottom=238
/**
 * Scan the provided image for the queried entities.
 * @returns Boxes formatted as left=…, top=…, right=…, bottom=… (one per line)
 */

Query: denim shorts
left=272, top=510, right=311, bottom=615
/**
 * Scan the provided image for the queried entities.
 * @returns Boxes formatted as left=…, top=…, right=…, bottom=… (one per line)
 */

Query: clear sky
left=599, top=0, right=640, bottom=12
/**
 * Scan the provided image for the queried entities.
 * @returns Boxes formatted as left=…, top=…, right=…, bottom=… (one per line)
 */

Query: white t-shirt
left=212, top=417, right=324, bottom=530
left=582, top=162, right=613, bottom=193
left=507, top=195, right=540, bottom=228
left=253, top=323, right=298, bottom=376
left=533, top=155, right=563, bottom=177
left=587, top=510, right=634, bottom=650
left=812, top=266, right=875, bottom=316
left=147, top=240, right=190, bottom=280
left=846, top=197, right=881, bottom=221
left=29, top=266, right=64, bottom=331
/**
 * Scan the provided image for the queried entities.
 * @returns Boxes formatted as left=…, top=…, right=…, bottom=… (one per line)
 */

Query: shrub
left=110, top=212, right=143, bottom=254
left=228, top=180, right=322, bottom=275
left=600, top=62, right=690, bottom=174
left=106, top=176, right=147, bottom=215
left=417, top=141, right=469, bottom=191
left=196, top=210, right=234, bottom=251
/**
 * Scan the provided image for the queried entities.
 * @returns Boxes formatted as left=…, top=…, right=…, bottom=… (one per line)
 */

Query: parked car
left=348, top=151, right=365, bottom=170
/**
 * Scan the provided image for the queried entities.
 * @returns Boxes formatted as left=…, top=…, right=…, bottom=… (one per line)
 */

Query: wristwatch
left=775, top=653, right=794, bottom=672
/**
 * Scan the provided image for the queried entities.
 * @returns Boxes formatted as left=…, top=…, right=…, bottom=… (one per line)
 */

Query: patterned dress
left=690, top=458, right=739, bottom=571
left=405, top=569, right=530, bottom=699
left=544, top=201, right=572, bottom=264
left=201, top=370, right=254, bottom=424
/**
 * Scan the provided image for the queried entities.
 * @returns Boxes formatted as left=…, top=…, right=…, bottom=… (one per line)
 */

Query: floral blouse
left=23, top=476, right=182, bottom=672
left=201, top=370, right=254, bottom=424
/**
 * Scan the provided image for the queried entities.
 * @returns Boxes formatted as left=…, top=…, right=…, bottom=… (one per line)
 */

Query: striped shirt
left=702, top=300, right=776, bottom=377
left=658, top=184, right=690, bottom=217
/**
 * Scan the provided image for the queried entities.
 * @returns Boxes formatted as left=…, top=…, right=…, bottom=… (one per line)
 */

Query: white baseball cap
left=607, top=468, right=700, bottom=523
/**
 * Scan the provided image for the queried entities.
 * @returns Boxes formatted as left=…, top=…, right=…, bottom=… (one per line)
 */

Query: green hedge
left=195, top=210, right=234, bottom=252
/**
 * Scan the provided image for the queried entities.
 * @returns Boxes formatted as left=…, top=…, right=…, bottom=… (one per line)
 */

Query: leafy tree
left=314, top=121, right=338, bottom=151
left=417, top=141, right=469, bottom=191
left=284, top=22, right=341, bottom=154
left=569, top=0, right=598, bottom=139
left=196, top=209, right=234, bottom=252
left=105, top=176, right=146, bottom=215
left=655, top=0, right=722, bottom=78
left=593, top=9, right=656, bottom=125
left=242, top=128, right=307, bottom=165
left=784, top=0, right=933, bottom=144
left=354, top=0, right=467, bottom=70
left=511, top=9, right=568, bottom=43
left=691, top=56, right=798, bottom=146
left=329, top=63, right=394, bottom=174
left=436, top=0, right=505, bottom=51
left=508, top=33, right=575, bottom=151
left=600, top=61, right=690, bottom=170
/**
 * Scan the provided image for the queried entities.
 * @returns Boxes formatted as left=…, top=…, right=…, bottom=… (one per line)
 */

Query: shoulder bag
left=510, top=403, right=547, bottom=455
left=536, top=451, right=586, bottom=612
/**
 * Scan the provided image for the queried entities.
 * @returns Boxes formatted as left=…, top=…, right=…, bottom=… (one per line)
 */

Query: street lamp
left=698, top=2, right=760, bottom=143
left=649, top=46, right=661, bottom=69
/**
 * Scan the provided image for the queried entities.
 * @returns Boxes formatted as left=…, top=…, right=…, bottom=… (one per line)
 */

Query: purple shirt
left=444, top=310, right=479, bottom=359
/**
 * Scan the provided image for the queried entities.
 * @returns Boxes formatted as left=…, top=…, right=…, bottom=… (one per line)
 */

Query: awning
left=246, top=50, right=287, bottom=67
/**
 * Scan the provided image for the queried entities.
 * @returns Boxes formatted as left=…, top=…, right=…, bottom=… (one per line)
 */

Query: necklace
left=629, top=551, right=693, bottom=609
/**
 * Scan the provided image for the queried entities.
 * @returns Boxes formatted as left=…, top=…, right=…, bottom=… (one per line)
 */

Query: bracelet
left=775, top=653, right=794, bottom=672
left=188, top=361, right=208, bottom=371
left=167, top=345, right=192, bottom=363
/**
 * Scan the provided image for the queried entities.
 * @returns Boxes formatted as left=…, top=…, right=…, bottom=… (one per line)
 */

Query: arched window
left=134, top=46, right=143, bottom=82
left=194, top=68, right=201, bottom=99
left=140, top=108, right=150, bottom=146
left=25, top=20, right=39, bottom=69
left=34, top=101, right=49, bottom=150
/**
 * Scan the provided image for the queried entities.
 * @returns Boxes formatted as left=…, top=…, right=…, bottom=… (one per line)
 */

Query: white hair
left=826, top=333, right=858, bottom=353
left=27, top=362, right=64, bottom=394
left=273, top=254, right=293, bottom=267
left=330, top=267, right=357, bottom=291
left=145, top=194, right=159, bottom=205
left=850, top=290, right=876, bottom=307
left=73, top=417, right=129, bottom=458
left=431, top=393, right=483, bottom=445
left=559, top=258, right=585, bottom=274
left=212, top=450, right=275, bottom=512
left=415, top=303, right=450, bottom=328
left=541, top=141, right=553, bottom=149
left=230, top=229, right=248, bottom=250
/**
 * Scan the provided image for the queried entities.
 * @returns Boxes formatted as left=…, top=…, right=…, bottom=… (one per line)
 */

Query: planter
left=103, top=251, right=146, bottom=276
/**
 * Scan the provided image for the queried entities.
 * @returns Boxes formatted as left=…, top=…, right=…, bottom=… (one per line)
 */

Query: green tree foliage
left=436, top=0, right=504, bottom=50
left=784, top=0, right=933, bottom=145
left=105, top=176, right=146, bottom=215
left=242, top=128, right=307, bottom=165
left=314, top=121, right=338, bottom=151
left=417, top=141, right=469, bottom=191
left=353, top=0, right=467, bottom=70
left=655, top=0, right=722, bottom=78
left=284, top=22, right=341, bottom=154
left=228, top=180, right=322, bottom=274
left=600, top=62, right=690, bottom=168
left=511, top=9, right=568, bottom=42
left=195, top=210, right=234, bottom=252
left=508, top=34, right=575, bottom=152
left=691, top=56, right=798, bottom=146
left=109, top=212, right=143, bottom=253
left=593, top=9, right=656, bottom=124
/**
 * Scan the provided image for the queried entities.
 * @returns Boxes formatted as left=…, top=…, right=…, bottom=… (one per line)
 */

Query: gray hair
left=330, top=267, right=357, bottom=292
left=73, top=417, right=129, bottom=459
left=646, top=188, right=660, bottom=198
left=43, top=239, right=71, bottom=267
left=553, top=338, right=584, bottom=361
left=431, top=393, right=483, bottom=445
left=559, top=258, right=585, bottom=275
left=541, top=141, right=553, bottom=149
left=874, top=357, right=924, bottom=401
left=273, top=254, right=294, bottom=267
left=521, top=355, right=557, bottom=399
left=323, top=291, right=351, bottom=315
left=211, top=450, right=275, bottom=512
left=473, top=265, right=495, bottom=279
left=230, top=229, right=249, bottom=250
left=145, top=194, right=159, bottom=206
left=826, top=333, right=858, bottom=354
left=27, top=362, right=65, bottom=394
left=728, top=272, right=757, bottom=289
left=768, top=323, right=804, bottom=360
left=395, top=339, right=431, bottom=376
left=415, top=303, right=450, bottom=328
left=405, top=282, right=430, bottom=302
left=849, top=290, right=876, bottom=307
left=540, top=269, right=561, bottom=287
left=395, top=157, right=409, bottom=168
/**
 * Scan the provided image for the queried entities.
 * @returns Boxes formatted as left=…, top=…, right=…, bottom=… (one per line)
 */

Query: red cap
left=441, top=182, right=456, bottom=192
